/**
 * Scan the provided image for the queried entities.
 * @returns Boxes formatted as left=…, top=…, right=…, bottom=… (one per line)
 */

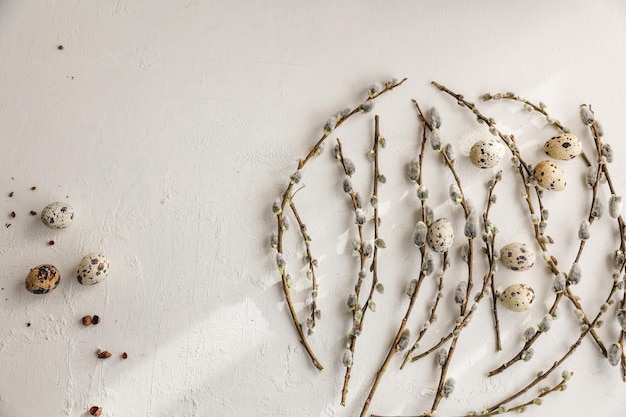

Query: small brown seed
left=88, top=406, right=102, bottom=416
left=10, top=211, right=15, bottom=218
left=30, top=186, right=36, bottom=190
left=82, top=315, right=92, bottom=326
left=121, top=352, right=128, bottom=359
left=26, top=322, right=31, bottom=327
left=97, top=350, right=112, bottom=359
left=57, top=45, right=64, bottom=51
left=8, top=192, right=13, bottom=197
left=5, top=223, right=10, bottom=228
left=30, top=210, right=37, bottom=215
left=48, top=240, right=55, bottom=246
left=92, top=315, right=100, bottom=325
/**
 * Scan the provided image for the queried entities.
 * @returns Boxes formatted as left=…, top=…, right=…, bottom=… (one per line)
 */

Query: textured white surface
left=2, top=1, right=626, bottom=416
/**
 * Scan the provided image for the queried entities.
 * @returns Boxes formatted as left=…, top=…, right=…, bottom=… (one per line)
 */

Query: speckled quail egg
left=41, top=202, right=74, bottom=229
left=543, top=133, right=582, bottom=161
left=427, top=218, right=454, bottom=253
left=534, top=160, right=566, bottom=191
left=500, top=283, right=535, bottom=312
left=469, top=139, right=505, bottom=169
left=500, top=242, right=536, bottom=271
left=77, top=253, right=111, bottom=285
left=25, top=264, right=60, bottom=294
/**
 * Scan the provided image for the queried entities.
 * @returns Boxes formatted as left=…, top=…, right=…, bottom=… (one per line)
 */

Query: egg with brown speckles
left=25, top=264, right=60, bottom=294
left=500, top=283, right=535, bottom=312
left=426, top=218, right=454, bottom=253
left=77, top=253, right=111, bottom=285
left=41, top=202, right=74, bottom=229
left=543, top=133, right=582, bottom=161
left=500, top=242, right=535, bottom=271
left=534, top=160, right=566, bottom=191
left=469, top=139, right=505, bottom=169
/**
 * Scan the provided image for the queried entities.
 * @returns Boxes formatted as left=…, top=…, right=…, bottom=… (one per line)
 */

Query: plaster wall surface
left=1, top=1, right=626, bottom=416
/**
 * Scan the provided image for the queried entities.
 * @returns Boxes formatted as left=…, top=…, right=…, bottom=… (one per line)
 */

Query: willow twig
left=357, top=104, right=428, bottom=417
left=273, top=78, right=407, bottom=370
left=340, top=116, right=386, bottom=405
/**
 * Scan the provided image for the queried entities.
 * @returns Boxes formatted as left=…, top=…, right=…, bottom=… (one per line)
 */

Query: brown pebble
left=57, top=45, right=64, bottom=51
left=121, top=352, right=128, bottom=359
left=10, top=211, right=15, bottom=218
left=82, top=315, right=92, bottom=326
left=30, top=186, right=36, bottom=190
left=97, top=350, right=112, bottom=359
left=26, top=322, right=31, bottom=327
left=30, top=210, right=37, bottom=216
left=48, top=240, right=55, bottom=246
left=92, top=315, right=100, bottom=325
left=88, top=406, right=102, bottom=416
left=8, top=192, right=13, bottom=197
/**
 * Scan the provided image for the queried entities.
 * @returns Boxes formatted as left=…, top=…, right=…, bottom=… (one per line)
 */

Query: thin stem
left=288, top=201, right=319, bottom=334
left=341, top=116, right=385, bottom=405
left=336, top=137, right=368, bottom=405
left=274, top=78, right=407, bottom=370
left=358, top=108, right=426, bottom=417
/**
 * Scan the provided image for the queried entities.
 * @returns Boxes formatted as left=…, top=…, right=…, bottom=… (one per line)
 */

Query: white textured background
left=1, top=1, right=626, bottom=416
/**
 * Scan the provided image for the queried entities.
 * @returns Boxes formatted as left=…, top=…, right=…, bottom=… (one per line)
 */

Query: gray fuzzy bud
left=417, top=185, right=429, bottom=201
left=356, top=208, right=367, bottom=225
left=585, top=166, right=597, bottom=189
left=580, top=105, right=594, bottom=125
left=429, top=107, right=442, bottom=129
left=610, top=195, right=622, bottom=218
left=360, top=101, right=375, bottom=113
left=521, top=348, right=534, bottom=362
left=617, top=310, right=626, bottom=332
left=568, top=262, right=582, bottom=285
left=578, top=220, right=590, bottom=240
left=421, top=252, right=435, bottom=275
left=347, top=293, right=358, bottom=310
left=272, top=198, right=282, bottom=215
left=342, top=348, right=353, bottom=367
left=442, top=378, right=455, bottom=398
left=368, top=83, right=382, bottom=98
left=343, top=176, right=353, bottom=193
left=553, top=273, right=566, bottom=292
left=406, top=279, right=418, bottom=297
left=444, top=143, right=456, bottom=162
left=396, top=329, right=410, bottom=351
left=537, top=314, right=552, bottom=333
left=454, top=281, right=467, bottom=304
left=324, top=116, right=338, bottom=134
left=343, top=158, right=356, bottom=176
left=464, top=213, right=478, bottom=238
left=449, top=184, right=462, bottom=204
left=436, top=348, right=447, bottom=367
left=413, top=221, right=428, bottom=247
left=523, top=327, right=536, bottom=342
left=602, top=143, right=614, bottom=163
left=276, top=253, right=286, bottom=271
left=290, top=170, right=302, bottom=184
left=408, top=158, right=420, bottom=183
left=362, top=242, right=373, bottom=257
left=608, top=342, right=621, bottom=366
left=429, top=129, right=442, bottom=152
